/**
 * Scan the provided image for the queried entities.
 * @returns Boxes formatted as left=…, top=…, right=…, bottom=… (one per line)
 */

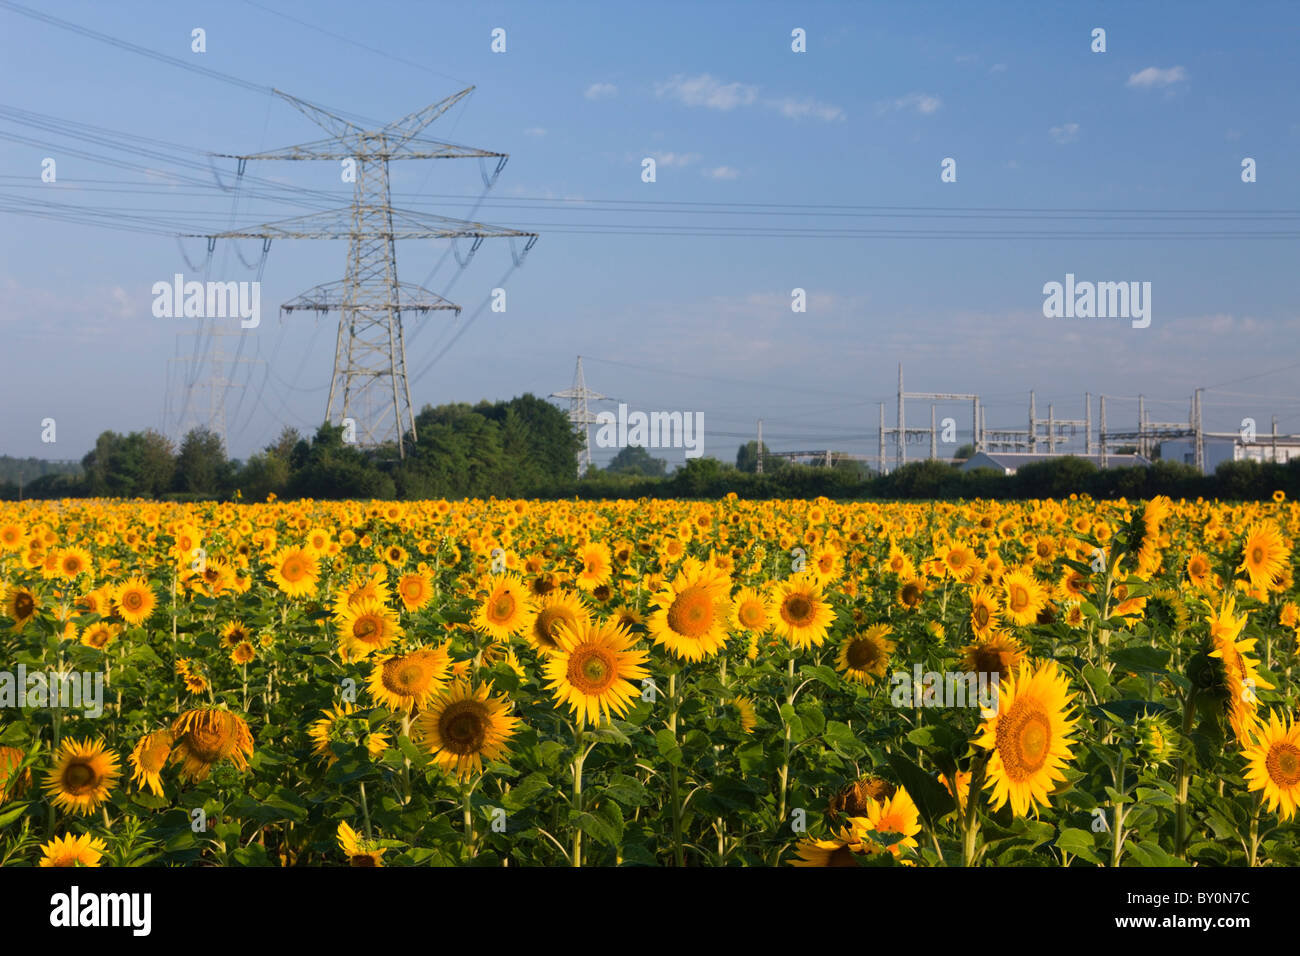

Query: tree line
left=2, top=397, right=1296, bottom=502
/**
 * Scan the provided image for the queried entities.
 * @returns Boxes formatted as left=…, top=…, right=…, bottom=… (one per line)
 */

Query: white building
left=1159, top=436, right=1300, bottom=474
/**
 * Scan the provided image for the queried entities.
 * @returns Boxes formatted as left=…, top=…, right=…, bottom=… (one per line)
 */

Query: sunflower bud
left=1134, top=715, right=1175, bottom=766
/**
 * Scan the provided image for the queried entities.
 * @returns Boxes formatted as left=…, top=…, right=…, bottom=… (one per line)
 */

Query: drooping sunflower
left=5, top=586, right=38, bottom=631
left=336, top=597, right=403, bottom=661
left=1237, top=522, right=1290, bottom=592
left=527, top=591, right=591, bottom=656
left=734, top=696, right=758, bottom=734
left=366, top=644, right=452, bottom=713
left=473, top=573, right=536, bottom=640
left=169, top=707, right=254, bottom=782
left=267, top=545, right=319, bottom=598
left=39, top=833, right=107, bottom=868
left=790, top=825, right=873, bottom=867
left=1206, top=595, right=1273, bottom=743
left=835, top=624, right=895, bottom=685
left=968, top=586, right=1000, bottom=639
left=647, top=556, right=733, bottom=662
left=43, top=738, right=121, bottom=816
left=0, top=745, right=31, bottom=802
left=771, top=573, right=835, bottom=650
left=336, top=820, right=384, bottom=867
left=544, top=618, right=650, bottom=727
left=414, top=680, right=520, bottom=780
left=1000, top=569, right=1046, bottom=628
left=128, top=730, right=174, bottom=797
left=731, top=586, right=773, bottom=635
left=828, top=775, right=896, bottom=819
left=1243, top=710, right=1300, bottom=821
left=309, top=703, right=391, bottom=766
left=973, top=659, right=1080, bottom=817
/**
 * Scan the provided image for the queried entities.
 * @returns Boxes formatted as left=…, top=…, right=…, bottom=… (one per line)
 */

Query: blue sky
left=2, top=0, right=1299, bottom=467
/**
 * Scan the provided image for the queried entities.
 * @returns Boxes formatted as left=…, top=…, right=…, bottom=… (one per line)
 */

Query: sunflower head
left=169, top=708, right=254, bottom=782
left=43, top=737, right=120, bottom=816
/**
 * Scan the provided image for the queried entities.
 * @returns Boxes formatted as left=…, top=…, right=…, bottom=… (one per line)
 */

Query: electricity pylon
left=197, top=87, right=537, bottom=457
left=551, top=356, right=607, bottom=476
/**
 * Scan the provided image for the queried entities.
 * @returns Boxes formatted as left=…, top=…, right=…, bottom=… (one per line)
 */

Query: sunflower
left=473, top=573, right=536, bottom=640
left=0, top=745, right=31, bottom=801
left=544, top=618, right=650, bottom=727
left=395, top=571, right=434, bottom=612
left=968, top=586, right=1000, bottom=639
left=38, top=833, right=107, bottom=868
left=336, top=820, right=384, bottom=867
left=80, top=621, right=119, bottom=650
left=857, top=787, right=922, bottom=857
left=1206, top=595, right=1273, bottom=743
left=575, top=542, right=613, bottom=591
left=973, top=659, right=1080, bottom=817
left=5, top=586, right=38, bottom=631
left=771, top=574, right=835, bottom=650
left=220, top=620, right=252, bottom=648
left=527, top=591, right=591, bottom=656
left=1186, top=551, right=1212, bottom=590
left=1238, top=522, right=1290, bottom=592
left=647, top=557, right=733, bottom=661
left=0, top=522, right=25, bottom=552
left=414, top=680, right=520, bottom=780
left=896, top=577, right=925, bottom=610
left=309, top=703, right=391, bottom=766
left=169, top=708, right=254, bottom=782
left=230, top=641, right=256, bottom=665
left=128, top=730, right=173, bottom=797
left=366, top=644, right=452, bottom=713
left=731, top=586, right=772, bottom=634
left=55, top=546, right=93, bottom=580
left=734, top=696, right=758, bottom=734
left=1000, top=569, right=1046, bottom=628
left=960, top=631, right=1025, bottom=683
left=336, top=597, right=403, bottom=661
left=829, top=775, right=896, bottom=819
left=43, top=738, right=120, bottom=816
left=111, top=574, right=157, bottom=629
left=1243, top=710, right=1300, bottom=821
left=835, top=624, right=895, bottom=685
left=790, top=825, right=872, bottom=866
left=267, top=545, right=319, bottom=598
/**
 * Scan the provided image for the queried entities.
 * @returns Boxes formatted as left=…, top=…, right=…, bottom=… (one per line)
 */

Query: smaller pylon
left=550, top=356, right=608, bottom=475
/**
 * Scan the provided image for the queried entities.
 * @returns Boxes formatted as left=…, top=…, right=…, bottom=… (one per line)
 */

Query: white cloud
left=1049, top=122, right=1080, bottom=144
left=989, top=63, right=1007, bottom=74
left=704, top=166, right=739, bottom=180
left=584, top=82, right=617, bottom=100
left=1127, top=66, right=1187, bottom=88
left=882, top=92, right=942, bottom=115
left=654, top=73, right=758, bottom=110
left=647, top=151, right=701, bottom=168
left=765, top=96, right=844, bottom=122
left=524, top=127, right=546, bottom=137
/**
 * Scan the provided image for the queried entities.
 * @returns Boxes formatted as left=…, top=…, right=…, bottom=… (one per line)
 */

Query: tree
left=953, top=443, right=975, bottom=461
left=736, top=440, right=785, bottom=473
left=605, top=445, right=667, bottom=477
left=174, top=427, right=230, bottom=496
left=81, top=429, right=175, bottom=498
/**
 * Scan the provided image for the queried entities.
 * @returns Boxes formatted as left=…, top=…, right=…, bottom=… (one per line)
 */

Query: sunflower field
left=0, top=493, right=1297, bottom=868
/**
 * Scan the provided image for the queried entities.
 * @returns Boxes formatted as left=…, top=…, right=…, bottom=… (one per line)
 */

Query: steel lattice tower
left=199, top=87, right=537, bottom=457
left=551, top=356, right=608, bottom=475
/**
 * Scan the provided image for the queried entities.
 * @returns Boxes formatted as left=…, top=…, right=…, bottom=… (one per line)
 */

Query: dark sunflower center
left=846, top=638, right=880, bottom=670
left=996, top=702, right=1051, bottom=779
left=15, top=594, right=34, bottom=617
left=440, top=702, right=488, bottom=755
left=567, top=648, right=616, bottom=693
left=1268, top=743, right=1300, bottom=786
left=63, top=762, right=95, bottom=791
left=1009, top=586, right=1029, bottom=611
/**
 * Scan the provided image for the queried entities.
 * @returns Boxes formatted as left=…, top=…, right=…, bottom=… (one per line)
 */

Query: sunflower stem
left=668, top=671, right=685, bottom=867
left=1174, top=688, right=1197, bottom=860
left=1110, top=751, right=1126, bottom=868
left=462, top=781, right=476, bottom=857
left=358, top=780, right=373, bottom=843
left=961, top=754, right=987, bottom=867
left=572, top=722, right=585, bottom=868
